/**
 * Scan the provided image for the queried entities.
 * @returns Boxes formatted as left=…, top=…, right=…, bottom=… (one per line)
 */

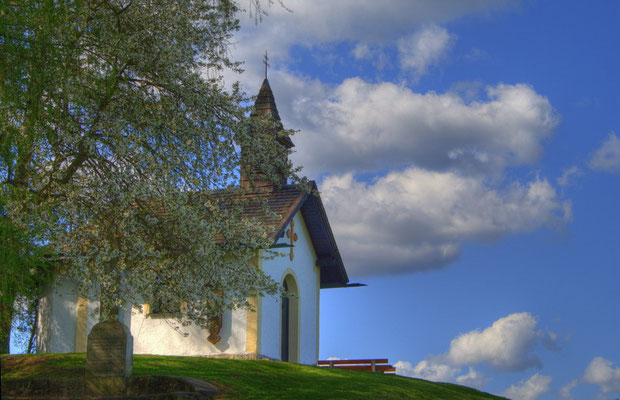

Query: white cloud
left=456, top=367, right=490, bottom=389
left=235, top=75, right=558, bottom=179
left=398, top=313, right=554, bottom=390
left=502, top=373, right=552, bottom=400
left=557, top=166, right=582, bottom=187
left=350, top=43, right=389, bottom=70
left=583, top=357, right=620, bottom=393
left=558, top=357, right=620, bottom=399
left=352, top=43, right=372, bottom=60
left=447, top=313, right=553, bottom=371
left=291, top=79, right=558, bottom=177
left=396, top=359, right=488, bottom=389
left=398, top=25, right=455, bottom=80
left=589, top=132, right=620, bottom=174
left=321, top=170, right=570, bottom=275
left=395, top=359, right=460, bottom=382
left=558, top=379, right=579, bottom=400
left=394, top=360, right=417, bottom=377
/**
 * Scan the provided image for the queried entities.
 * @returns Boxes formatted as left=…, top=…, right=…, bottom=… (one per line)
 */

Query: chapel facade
left=36, top=79, right=351, bottom=365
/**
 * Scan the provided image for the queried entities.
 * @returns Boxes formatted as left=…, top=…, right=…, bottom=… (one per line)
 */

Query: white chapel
left=36, top=79, right=353, bottom=365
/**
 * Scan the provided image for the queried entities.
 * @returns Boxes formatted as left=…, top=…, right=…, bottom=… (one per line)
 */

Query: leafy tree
left=0, top=201, right=51, bottom=354
left=0, top=0, right=296, bottom=347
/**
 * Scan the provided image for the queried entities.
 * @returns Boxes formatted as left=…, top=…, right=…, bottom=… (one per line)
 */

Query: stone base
left=85, top=376, right=127, bottom=398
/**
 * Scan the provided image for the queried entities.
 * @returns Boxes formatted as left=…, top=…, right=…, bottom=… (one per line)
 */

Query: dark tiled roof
left=233, top=182, right=349, bottom=288
left=236, top=185, right=307, bottom=240
left=299, top=182, right=350, bottom=289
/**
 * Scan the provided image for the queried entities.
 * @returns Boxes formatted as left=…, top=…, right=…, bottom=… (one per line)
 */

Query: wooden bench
left=317, top=359, right=396, bottom=374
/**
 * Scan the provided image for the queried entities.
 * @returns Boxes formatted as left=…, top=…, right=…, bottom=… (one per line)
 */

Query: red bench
left=318, top=359, right=396, bottom=374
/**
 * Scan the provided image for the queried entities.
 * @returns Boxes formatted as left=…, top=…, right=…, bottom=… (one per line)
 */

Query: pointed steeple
left=253, top=78, right=281, bottom=121
left=252, top=79, right=294, bottom=149
left=240, top=78, right=294, bottom=191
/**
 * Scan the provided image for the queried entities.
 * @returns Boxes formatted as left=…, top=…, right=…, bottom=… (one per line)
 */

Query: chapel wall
left=34, top=279, right=250, bottom=357
left=130, top=305, right=248, bottom=356
left=259, top=211, right=320, bottom=365
left=36, top=280, right=79, bottom=353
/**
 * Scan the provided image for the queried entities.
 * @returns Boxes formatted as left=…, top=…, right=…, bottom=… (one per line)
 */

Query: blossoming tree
left=0, top=0, right=296, bottom=351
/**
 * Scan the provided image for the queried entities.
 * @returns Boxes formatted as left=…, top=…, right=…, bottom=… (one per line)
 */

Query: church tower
left=240, top=78, right=294, bottom=191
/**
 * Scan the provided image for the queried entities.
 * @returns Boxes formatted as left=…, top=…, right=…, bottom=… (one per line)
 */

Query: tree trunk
left=26, top=298, right=39, bottom=354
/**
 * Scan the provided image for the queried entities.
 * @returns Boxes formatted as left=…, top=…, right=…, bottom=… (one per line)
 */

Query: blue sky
left=227, top=1, right=619, bottom=399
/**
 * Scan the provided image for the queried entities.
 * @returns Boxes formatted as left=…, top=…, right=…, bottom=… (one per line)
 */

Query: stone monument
left=85, top=319, right=133, bottom=397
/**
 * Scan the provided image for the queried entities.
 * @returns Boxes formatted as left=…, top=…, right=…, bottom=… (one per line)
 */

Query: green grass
left=1, top=353, right=506, bottom=399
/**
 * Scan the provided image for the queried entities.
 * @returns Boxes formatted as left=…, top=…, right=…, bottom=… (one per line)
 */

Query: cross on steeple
left=263, top=50, right=270, bottom=79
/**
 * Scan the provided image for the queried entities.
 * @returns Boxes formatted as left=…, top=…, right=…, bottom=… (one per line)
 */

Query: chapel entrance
left=280, top=274, right=299, bottom=362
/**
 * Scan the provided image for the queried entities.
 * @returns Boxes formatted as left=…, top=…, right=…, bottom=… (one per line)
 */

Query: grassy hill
left=1, top=353, right=506, bottom=399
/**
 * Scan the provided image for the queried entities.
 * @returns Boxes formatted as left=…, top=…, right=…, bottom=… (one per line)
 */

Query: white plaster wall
left=260, top=211, right=320, bottom=365
left=131, top=307, right=247, bottom=356
left=36, top=276, right=250, bottom=357
left=86, top=296, right=100, bottom=337
left=36, top=280, right=79, bottom=353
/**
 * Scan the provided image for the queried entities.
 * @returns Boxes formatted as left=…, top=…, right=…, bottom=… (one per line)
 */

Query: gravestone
left=86, top=319, right=133, bottom=397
